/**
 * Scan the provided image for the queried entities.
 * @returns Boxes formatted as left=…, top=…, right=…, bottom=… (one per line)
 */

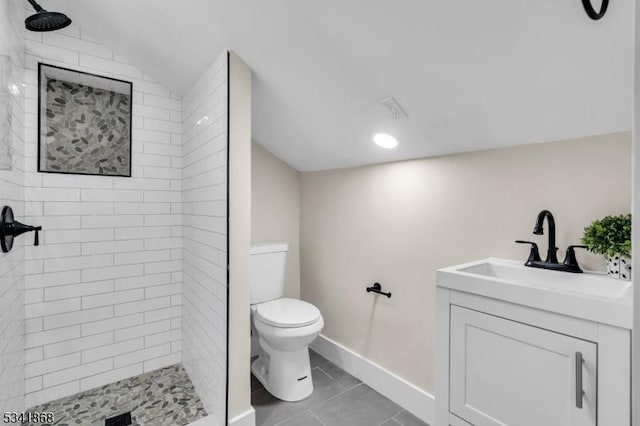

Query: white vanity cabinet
left=435, top=259, right=632, bottom=426
left=449, top=306, right=597, bottom=426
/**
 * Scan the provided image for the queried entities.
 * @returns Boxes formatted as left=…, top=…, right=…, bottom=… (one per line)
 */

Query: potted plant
left=581, top=214, right=632, bottom=280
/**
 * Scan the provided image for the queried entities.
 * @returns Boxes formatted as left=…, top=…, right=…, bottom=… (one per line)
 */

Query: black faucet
left=533, top=210, right=558, bottom=263
left=516, top=210, right=587, bottom=273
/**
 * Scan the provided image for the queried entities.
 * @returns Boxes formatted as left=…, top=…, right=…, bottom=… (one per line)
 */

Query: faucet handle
left=515, top=240, right=542, bottom=264
left=563, top=245, right=588, bottom=272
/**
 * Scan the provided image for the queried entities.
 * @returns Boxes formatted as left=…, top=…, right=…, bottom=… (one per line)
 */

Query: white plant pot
left=606, top=255, right=632, bottom=281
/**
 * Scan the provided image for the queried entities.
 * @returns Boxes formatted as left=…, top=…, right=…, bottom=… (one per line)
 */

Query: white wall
left=0, top=0, right=25, bottom=414
left=300, top=133, right=632, bottom=396
left=181, top=51, right=228, bottom=424
left=22, top=23, right=182, bottom=408
left=251, top=141, right=300, bottom=298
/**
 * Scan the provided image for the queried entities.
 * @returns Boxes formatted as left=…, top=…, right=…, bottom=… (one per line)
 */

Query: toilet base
left=251, top=339, right=314, bottom=402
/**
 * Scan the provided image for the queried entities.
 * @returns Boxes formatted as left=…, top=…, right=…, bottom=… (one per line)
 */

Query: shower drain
left=105, top=412, right=132, bottom=426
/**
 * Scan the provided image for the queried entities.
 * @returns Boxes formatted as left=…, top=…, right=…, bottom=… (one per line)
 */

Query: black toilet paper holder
left=366, top=282, right=392, bottom=298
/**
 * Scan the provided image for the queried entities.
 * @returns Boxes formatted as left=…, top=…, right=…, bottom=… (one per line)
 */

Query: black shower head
left=25, top=0, right=72, bottom=32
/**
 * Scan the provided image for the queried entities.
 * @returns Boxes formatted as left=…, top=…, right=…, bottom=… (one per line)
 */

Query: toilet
left=250, top=242, right=324, bottom=402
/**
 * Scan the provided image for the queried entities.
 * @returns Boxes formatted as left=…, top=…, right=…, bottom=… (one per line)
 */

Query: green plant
left=581, top=214, right=632, bottom=258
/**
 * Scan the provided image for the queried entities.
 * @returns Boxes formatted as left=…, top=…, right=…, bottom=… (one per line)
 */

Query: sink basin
left=458, top=259, right=631, bottom=300
left=437, top=258, right=632, bottom=336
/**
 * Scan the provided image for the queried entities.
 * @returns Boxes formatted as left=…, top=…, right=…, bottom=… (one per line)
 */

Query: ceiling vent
left=378, top=97, right=408, bottom=120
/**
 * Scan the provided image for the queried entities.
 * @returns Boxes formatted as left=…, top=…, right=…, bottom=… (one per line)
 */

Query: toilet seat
left=255, top=298, right=321, bottom=328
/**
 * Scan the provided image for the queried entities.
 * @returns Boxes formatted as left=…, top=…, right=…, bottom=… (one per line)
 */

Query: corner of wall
left=227, top=50, right=253, bottom=423
left=181, top=50, right=229, bottom=424
left=250, top=141, right=301, bottom=299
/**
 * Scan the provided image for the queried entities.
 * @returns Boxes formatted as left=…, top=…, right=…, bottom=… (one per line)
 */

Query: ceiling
left=49, top=0, right=633, bottom=171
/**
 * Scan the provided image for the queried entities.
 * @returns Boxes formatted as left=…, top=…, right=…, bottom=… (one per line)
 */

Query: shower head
left=25, top=0, right=72, bottom=32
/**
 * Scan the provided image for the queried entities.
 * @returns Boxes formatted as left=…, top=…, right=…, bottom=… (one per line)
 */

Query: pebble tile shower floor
left=23, top=364, right=207, bottom=426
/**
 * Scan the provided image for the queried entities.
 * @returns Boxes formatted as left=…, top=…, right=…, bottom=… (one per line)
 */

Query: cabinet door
left=450, top=306, right=597, bottom=426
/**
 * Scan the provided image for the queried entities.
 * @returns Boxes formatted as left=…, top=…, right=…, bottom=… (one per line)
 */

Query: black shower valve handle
left=7, top=220, right=42, bottom=246
left=0, top=206, right=43, bottom=252
left=33, top=226, right=42, bottom=246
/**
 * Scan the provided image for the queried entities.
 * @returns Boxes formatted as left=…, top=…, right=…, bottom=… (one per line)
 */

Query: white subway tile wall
left=0, top=0, right=26, bottom=413
left=182, top=52, right=228, bottom=424
left=22, top=23, right=184, bottom=408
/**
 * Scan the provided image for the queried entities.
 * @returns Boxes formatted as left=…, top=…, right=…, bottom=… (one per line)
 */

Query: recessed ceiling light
left=373, top=133, right=398, bottom=149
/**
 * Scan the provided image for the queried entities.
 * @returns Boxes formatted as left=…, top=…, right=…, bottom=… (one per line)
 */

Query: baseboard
left=228, top=407, right=256, bottom=426
left=310, top=334, right=434, bottom=425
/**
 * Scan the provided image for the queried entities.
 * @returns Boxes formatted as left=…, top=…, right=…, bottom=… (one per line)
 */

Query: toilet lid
left=255, top=298, right=321, bottom=328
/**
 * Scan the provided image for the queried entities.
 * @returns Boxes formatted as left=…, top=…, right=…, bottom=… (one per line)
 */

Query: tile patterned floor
left=252, top=350, right=430, bottom=426
left=23, top=364, right=207, bottom=426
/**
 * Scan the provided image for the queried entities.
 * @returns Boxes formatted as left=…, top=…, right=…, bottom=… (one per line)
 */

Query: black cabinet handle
left=575, top=352, right=584, bottom=409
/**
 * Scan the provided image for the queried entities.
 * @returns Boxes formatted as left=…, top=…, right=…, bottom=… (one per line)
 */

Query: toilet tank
left=250, top=242, right=288, bottom=304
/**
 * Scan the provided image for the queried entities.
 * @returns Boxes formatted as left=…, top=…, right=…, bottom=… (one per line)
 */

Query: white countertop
left=437, top=258, right=633, bottom=329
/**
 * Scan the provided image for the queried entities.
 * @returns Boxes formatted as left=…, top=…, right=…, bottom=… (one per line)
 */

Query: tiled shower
left=0, top=0, right=229, bottom=423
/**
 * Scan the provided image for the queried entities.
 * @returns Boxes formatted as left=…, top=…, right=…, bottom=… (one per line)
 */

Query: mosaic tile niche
left=39, top=64, right=132, bottom=176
